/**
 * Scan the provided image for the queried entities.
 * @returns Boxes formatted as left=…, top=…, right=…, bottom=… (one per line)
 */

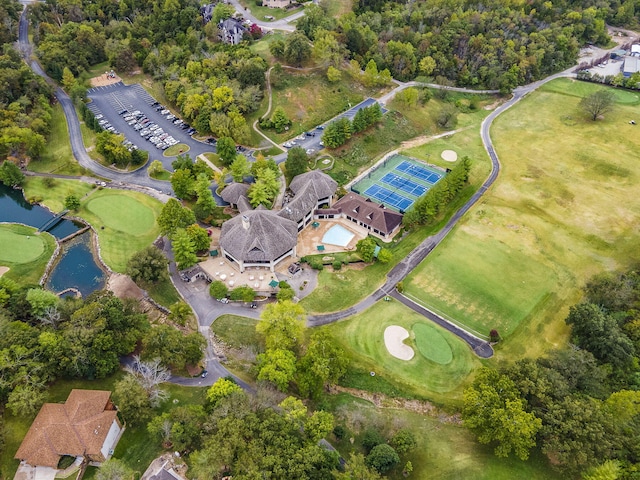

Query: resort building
left=315, top=193, right=404, bottom=239
left=219, top=207, right=298, bottom=272
left=220, top=182, right=250, bottom=209
left=278, top=170, right=338, bottom=231
left=15, top=390, right=122, bottom=469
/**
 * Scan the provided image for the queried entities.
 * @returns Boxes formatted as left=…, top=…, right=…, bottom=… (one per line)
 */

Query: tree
left=390, top=429, right=417, bottom=454
left=396, top=87, right=419, bottom=107
left=6, top=383, right=46, bottom=417
left=419, top=56, right=437, bottom=76
left=26, top=288, right=58, bottom=317
left=256, top=300, right=306, bottom=351
left=209, top=281, right=228, bottom=300
left=170, top=168, right=195, bottom=199
left=269, top=106, right=291, bottom=133
left=377, top=248, right=392, bottom=263
left=216, top=136, right=236, bottom=166
left=285, top=146, right=308, bottom=179
left=0, top=161, right=25, bottom=187
left=169, top=302, right=192, bottom=326
left=158, top=199, right=196, bottom=237
left=580, top=90, right=616, bottom=121
left=437, top=104, right=458, bottom=128
left=206, top=378, right=243, bottom=409
left=582, top=460, right=622, bottom=480
left=148, top=405, right=207, bottom=452
left=126, top=246, right=168, bottom=284
left=327, top=66, right=341, bottom=82
left=284, top=32, right=312, bottom=67
left=113, top=374, right=153, bottom=425
left=297, top=331, right=349, bottom=399
left=64, top=194, right=81, bottom=211
left=125, top=355, right=172, bottom=406
left=147, top=160, right=164, bottom=177
left=172, top=228, right=198, bottom=269
left=142, top=326, right=204, bottom=370
left=463, top=368, right=541, bottom=460
left=356, top=237, right=377, bottom=262
left=227, top=156, right=248, bottom=184
left=229, top=285, right=255, bottom=303
left=256, top=348, right=297, bottom=391
left=186, top=224, right=210, bottom=252
left=366, top=444, right=400, bottom=473
left=212, top=2, right=234, bottom=24
left=95, top=459, right=134, bottom=480
left=336, top=453, right=383, bottom=480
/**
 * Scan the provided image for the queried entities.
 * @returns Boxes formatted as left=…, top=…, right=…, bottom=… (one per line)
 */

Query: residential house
left=219, top=18, right=247, bottom=45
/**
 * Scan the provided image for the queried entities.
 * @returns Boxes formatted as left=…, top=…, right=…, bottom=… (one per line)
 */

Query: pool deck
left=296, top=219, right=368, bottom=257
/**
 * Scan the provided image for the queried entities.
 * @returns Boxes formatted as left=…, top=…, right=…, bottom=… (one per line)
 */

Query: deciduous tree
left=256, top=300, right=306, bottom=351
left=126, top=246, right=168, bottom=284
left=580, top=90, right=616, bottom=121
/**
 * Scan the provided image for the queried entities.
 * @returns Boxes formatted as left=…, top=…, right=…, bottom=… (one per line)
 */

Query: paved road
left=227, top=0, right=306, bottom=32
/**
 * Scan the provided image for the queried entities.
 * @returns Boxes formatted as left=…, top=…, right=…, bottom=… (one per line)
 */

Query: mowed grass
left=406, top=78, right=640, bottom=359
left=28, top=104, right=87, bottom=176
left=323, top=300, right=480, bottom=403
left=78, top=190, right=162, bottom=272
left=23, top=177, right=96, bottom=213
left=329, top=396, right=561, bottom=480
left=0, top=224, right=56, bottom=285
left=413, top=323, right=453, bottom=364
left=211, top=314, right=261, bottom=349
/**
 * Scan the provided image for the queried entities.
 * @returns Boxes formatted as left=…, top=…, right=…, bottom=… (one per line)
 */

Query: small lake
left=0, top=183, right=106, bottom=297
left=0, top=184, right=82, bottom=238
left=45, top=232, right=106, bottom=297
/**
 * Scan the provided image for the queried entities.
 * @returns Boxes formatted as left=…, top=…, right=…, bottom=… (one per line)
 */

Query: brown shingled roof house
left=15, top=389, right=123, bottom=469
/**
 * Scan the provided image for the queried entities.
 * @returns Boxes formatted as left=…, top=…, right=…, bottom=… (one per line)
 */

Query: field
left=0, top=224, right=56, bottom=284
left=28, top=105, right=87, bottom=176
left=327, top=394, right=561, bottom=480
left=405, top=79, right=640, bottom=359
left=23, top=177, right=96, bottom=213
left=323, top=300, right=481, bottom=404
left=78, top=189, right=162, bottom=272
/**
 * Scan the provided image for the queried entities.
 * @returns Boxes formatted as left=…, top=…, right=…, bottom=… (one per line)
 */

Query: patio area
left=296, top=218, right=368, bottom=257
left=199, top=255, right=280, bottom=294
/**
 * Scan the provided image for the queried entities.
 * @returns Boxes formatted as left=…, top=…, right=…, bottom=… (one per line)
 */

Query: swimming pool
left=322, top=224, right=355, bottom=247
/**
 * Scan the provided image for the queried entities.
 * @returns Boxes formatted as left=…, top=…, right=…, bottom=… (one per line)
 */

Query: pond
left=45, top=232, right=106, bottom=297
left=0, top=184, right=82, bottom=239
left=0, top=184, right=106, bottom=297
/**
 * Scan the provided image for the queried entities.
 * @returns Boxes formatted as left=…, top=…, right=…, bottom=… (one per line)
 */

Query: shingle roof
left=220, top=209, right=297, bottom=263
left=332, top=193, right=403, bottom=236
left=220, top=183, right=250, bottom=205
left=236, top=195, right=253, bottom=213
left=290, top=170, right=337, bottom=199
left=15, top=390, right=118, bottom=468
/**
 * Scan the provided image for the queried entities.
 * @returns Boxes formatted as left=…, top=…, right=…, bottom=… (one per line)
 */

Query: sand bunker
left=0, top=266, right=9, bottom=277
left=441, top=150, right=458, bottom=162
left=384, top=325, right=415, bottom=361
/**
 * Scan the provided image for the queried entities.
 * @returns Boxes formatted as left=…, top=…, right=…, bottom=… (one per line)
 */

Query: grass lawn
left=78, top=190, right=162, bottom=272
left=164, top=144, right=189, bottom=157
left=23, top=177, right=96, bottom=213
left=405, top=78, right=640, bottom=360
left=144, top=277, right=181, bottom=308
left=28, top=104, right=87, bottom=176
left=413, top=323, right=453, bottom=364
left=327, top=395, right=562, bottom=480
left=323, top=300, right=481, bottom=404
left=149, top=168, right=172, bottom=181
left=237, top=0, right=302, bottom=21
left=322, top=0, right=353, bottom=17
left=0, top=224, right=56, bottom=285
left=211, top=314, right=261, bottom=349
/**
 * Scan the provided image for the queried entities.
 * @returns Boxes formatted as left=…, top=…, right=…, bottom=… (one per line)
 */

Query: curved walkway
left=252, top=66, right=285, bottom=151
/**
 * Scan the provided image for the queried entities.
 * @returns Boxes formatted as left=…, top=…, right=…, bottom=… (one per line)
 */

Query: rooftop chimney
left=242, top=215, right=250, bottom=230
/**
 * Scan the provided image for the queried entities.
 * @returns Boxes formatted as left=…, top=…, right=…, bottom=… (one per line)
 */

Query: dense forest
left=464, top=265, right=640, bottom=478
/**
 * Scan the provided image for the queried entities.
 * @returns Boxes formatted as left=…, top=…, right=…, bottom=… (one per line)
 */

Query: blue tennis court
left=396, top=161, right=442, bottom=184
left=363, top=185, right=413, bottom=211
left=381, top=173, right=428, bottom=197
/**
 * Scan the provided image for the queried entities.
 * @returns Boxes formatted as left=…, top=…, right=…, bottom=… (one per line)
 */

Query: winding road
left=17, top=0, right=627, bottom=369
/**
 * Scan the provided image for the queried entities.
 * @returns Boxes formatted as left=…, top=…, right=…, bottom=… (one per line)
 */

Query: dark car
left=201, top=370, right=208, bottom=378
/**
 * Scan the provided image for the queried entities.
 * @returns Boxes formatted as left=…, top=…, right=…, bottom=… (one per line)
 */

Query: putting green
left=85, top=194, right=155, bottom=236
left=413, top=323, right=453, bottom=364
left=0, top=227, right=46, bottom=264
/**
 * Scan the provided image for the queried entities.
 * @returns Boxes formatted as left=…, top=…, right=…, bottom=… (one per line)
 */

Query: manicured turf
left=23, top=177, right=95, bottom=213
left=406, top=78, right=640, bottom=359
left=211, top=314, right=261, bottom=349
left=0, top=224, right=56, bottom=285
left=164, top=144, right=189, bottom=157
left=413, top=322, right=453, bottom=365
left=0, top=228, right=46, bottom=263
left=78, top=190, right=162, bottom=272
left=323, top=300, right=479, bottom=403
left=85, top=194, right=156, bottom=236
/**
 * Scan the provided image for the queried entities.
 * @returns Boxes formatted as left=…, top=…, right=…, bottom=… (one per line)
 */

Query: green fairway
left=0, top=224, right=56, bottom=285
left=405, top=78, right=640, bottom=359
left=0, top=228, right=46, bottom=264
left=78, top=190, right=162, bottom=272
left=23, top=177, right=96, bottom=213
left=324, top=300, right=479, bottom=403
left=413, top=323, right=453, bottom=364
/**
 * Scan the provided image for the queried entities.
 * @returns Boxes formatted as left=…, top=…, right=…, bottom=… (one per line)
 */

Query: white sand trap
left=0, top=266, right=9, bottom=277
left=384, top=325, right=415, bottom=361
left=441, top=150, right=458, bottom=162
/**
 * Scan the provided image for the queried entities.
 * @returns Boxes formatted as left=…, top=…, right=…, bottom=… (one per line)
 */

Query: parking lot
left=87, top=82, right=215, bottom=170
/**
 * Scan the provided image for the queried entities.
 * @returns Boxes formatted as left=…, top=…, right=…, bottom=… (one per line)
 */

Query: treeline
left=296, top=0, right=634, bottom=90
left=578, top=69, right=640, bottom=91
left=463, top=265, right=640, bottom=477
left=321, top=103, right=383, bottom=148
left=403, top=157, right=471, bottom=225
left=28, top=0, right=266, bottom=143
left=0, top=48, right=53, bottom=164
left=0, top=0, right=21, bottom=45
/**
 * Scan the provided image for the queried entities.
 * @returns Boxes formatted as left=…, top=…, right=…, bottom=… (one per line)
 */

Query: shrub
left=366, top=444, right=400, bottom=474
left=362, top=428, right=385, bottom=452
left=332, top=261, right=342, bottom=270
left=489, top=329, right=501, bottom=343
left=333, top=425, right=346, bottom=440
